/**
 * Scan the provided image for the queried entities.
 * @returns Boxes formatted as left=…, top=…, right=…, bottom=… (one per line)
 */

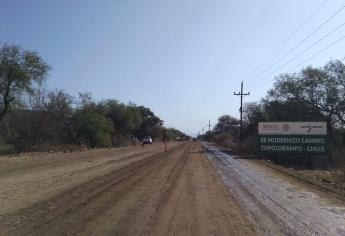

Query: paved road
left=204, top=143, right=345, bottom=236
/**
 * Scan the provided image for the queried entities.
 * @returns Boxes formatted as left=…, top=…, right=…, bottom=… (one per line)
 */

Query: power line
left=246, top=3, right=345, bottom=88
left=218, top=1, right=340, bottom=119
left=217, top=0, right=327, bottom=118
left=219, top=97, right=232, bottom=113
left=287, top=34, right=345, bottom=71
left=247, top=21, right=345, bottom=89
left=220, top=96, right=235, bottom=114
left=253, top=33, right=345, bottom=89
left=243, top=0, right=328, bottom=80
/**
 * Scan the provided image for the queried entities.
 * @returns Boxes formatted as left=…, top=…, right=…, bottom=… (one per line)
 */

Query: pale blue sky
left=1, top=0, right=345, bottom=135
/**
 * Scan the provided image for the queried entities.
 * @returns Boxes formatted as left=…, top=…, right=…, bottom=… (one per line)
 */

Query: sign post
left=258, top=122, right=327, bottom=154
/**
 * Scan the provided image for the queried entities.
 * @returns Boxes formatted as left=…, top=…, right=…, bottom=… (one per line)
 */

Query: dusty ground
left=0, top=142, right=176, bottom=215
left=205, top=143, right=345, bottom=236
left=298, top=169, right=345, bottom=188
left=0, top=142, right=255, bottom=236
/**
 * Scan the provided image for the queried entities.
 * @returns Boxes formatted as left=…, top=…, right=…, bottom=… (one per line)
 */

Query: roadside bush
left=242, top=134, right=257, bottom=154
left=0, top=43, right=184, bottom=154
left=213, top=133, right=236, bottom=149
left=71, top=111, right=114, bottom=148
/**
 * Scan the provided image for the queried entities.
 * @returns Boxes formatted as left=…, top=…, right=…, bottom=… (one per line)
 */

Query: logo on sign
left=301, top=124, right=324, bottom=133
left=282, top=124, right=290, bottom=132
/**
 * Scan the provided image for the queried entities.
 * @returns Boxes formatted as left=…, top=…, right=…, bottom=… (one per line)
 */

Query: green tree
left=243, top=102, right=264, bottom=134
left=99, top=100, right=136, bottom=135
left=268, top=60, right=345, bottom=128
left=262, top=100, right=323, bottom=122
left=0, top=89, right=75, bottom=151
left=45, top=90, right=74, bottom=143
left=164, top=128, right=186, bottom=141
left=136, top=106, right=163, bottom=139
left=214, top=115, right=239, bottom=135
left=0, top=44, right=50, bottom=121
left=97, top=100, right=139, bottom=145
left=71, top=111, right=113, bottom=148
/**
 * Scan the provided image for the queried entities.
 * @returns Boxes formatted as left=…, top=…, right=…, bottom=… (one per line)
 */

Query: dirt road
left=205, top=143, right=345, bottom=236
left=0, top=143, right=255, bottom=236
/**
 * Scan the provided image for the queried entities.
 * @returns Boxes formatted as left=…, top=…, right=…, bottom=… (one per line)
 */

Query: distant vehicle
left=143, top=136, right=153, bottom=144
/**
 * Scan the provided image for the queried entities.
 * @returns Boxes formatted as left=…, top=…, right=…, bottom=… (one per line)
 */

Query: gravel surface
left=204, top=143, right=345, bottom=236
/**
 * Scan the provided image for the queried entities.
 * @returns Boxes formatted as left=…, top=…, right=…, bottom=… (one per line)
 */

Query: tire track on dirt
left=0, top=144, right=186, bottom=235
left=1, top=143, right=256, bottom=236
left=109, top=143, right=191, bottom=236
left=0, top=146, right=160, bottom=177
left=144, top=143, right=193, bottom=236
left=148, top=143, right=256, bottom=236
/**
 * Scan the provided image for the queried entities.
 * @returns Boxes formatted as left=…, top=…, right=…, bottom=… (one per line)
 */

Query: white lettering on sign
left=306, top=146, right=325, bottom=152
left=301, top=138, right=325, bottom=144
left=260, top=145, right=303, bottom=152
left=266, top=137, right=301, bottom=143
left=260, top=145, right=325, bottom=153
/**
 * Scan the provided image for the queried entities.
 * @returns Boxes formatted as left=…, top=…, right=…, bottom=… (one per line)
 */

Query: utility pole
left=234, top=81, right=250, bottom=151
left=207, top=120, right=212, bottom=133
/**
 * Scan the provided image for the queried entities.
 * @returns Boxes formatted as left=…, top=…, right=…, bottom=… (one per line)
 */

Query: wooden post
left=163, top=131, right=167, bottom=152
left=234, top=81, right=250, bottom=151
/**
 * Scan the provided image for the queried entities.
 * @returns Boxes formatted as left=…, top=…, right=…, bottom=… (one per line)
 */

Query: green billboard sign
left=258, top=122, right=327, bottom=154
